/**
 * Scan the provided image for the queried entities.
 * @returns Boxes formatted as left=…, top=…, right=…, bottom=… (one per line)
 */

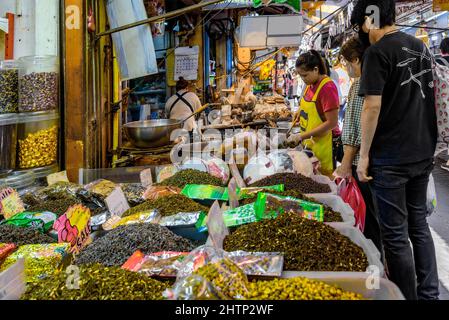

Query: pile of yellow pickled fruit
left=18, top=126, right=57, bottom=169
left=245, top=277, right=364, bottom=300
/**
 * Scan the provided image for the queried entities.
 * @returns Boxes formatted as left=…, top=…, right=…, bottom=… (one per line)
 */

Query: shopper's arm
left=335, top=145, right=358, bottom=178
left=300, top=109, right=339, bottom=140
left=357, top=95, right=382, bottom=182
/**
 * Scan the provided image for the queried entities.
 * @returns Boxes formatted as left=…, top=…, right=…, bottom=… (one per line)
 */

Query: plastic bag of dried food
left=170, top=246, right=249, bottom=300
left=143, top=186, right=181, bottom=201
left=254, top=192, right=324, bottom=222
left=109, top=210, right=160, bottom=229
left=120, top=183, right=146, bottom=207
left=0, top=243, right=70, bottom=282
left=227, top=251, right=284, bottom=277
left=38, top=182, right=83, bottom=199
left=84, top=179, right=117, bottom=198
left=164, top=274, right=225, bottom=300
left=196, top=203, right=256, bottom=232
left=1, top=211, right=57, bottom=233
left=122, top=250, right=189, bottom=278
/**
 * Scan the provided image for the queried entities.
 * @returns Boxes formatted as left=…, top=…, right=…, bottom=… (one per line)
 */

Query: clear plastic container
left=0, top=114, right=18, bottom=176
left=0, top=171, right=36, bottom=193
left=16, top=111, right=59, bottom=169
left=281, top=272, right=404, bottom=300
left=18, top=56, right=59, bottom=112
left=0, top=60, right=19, bottom=114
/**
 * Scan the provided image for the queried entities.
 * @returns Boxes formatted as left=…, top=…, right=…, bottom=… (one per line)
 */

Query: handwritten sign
left=0, top=188, right=25, bottom=219
left=47, top=171, right=69, bottom=186
left=140, top=168, right=153, bottom=188
left=53, top=205, right=91, bottom=254
left=105, top=187, right=130, bottom=217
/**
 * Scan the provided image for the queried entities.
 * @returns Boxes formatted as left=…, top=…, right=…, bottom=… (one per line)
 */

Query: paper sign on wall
left=175, top=46, right=199, bottom=81
left=0, top=188, right=25, bottom=219
left=105, top=187, right=130, bottom=217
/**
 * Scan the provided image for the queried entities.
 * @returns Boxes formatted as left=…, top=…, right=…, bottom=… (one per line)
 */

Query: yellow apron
left=297, top=77, right=334, bottom=176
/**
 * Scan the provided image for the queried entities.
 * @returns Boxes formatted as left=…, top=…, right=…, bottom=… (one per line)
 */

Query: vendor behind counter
left=165, top=77, right=201, bottom=131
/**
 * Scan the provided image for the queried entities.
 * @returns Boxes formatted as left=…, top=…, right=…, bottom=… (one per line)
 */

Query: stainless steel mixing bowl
left=123, top=119, right=182, bottom=148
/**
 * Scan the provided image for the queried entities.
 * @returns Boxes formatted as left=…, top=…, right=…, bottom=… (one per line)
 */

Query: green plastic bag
left=0, top=211, right=57, bottom=233
left=182, top=184, right=284, bottom=201
left=196, top=203, right=257, bottom=233
left=254, top=193, right=324, bottom=222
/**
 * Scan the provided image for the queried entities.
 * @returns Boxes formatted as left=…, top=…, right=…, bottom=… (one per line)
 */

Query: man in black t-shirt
left=351, top=0, right=439, bottom=300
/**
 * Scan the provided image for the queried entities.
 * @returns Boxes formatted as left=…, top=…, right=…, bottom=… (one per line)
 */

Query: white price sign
left=105, top=187, right=130, bottom=217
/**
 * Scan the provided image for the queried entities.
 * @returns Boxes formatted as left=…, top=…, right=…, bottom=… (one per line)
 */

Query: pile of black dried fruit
left=122, top=194, right=209, bottom=218
left=249, top=173, right=331, bottom=194
left=0, top=225, right=56, bottom=246
left=223, top=211, right=368, bottom=272
left=157, top=169, right=223, bottom=188
left=28, top=196, right=81, bottom=217
left=22, top=263, right=169, bottom=300
left=74, top=223, right=196, bottom=266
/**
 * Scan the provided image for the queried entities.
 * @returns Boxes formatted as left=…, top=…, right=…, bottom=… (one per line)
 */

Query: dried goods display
left=0, top=68, right=19, bottom=113
left=245, top=277, right=363, bottom=300
left=0, top=243, right=17, bottom=265
left=28, top=196, right=81, bottom=217
left=18, top=126, right=58, bottom=169
left=0, top=243, right=70, bottom=283
left=22, top=264, right=169, bottom=300
left=84, top=179, right=117, bottom=198
left=18, top=72, right=58, bottom=112
left=0, top=123, right=17, bottom=173
left=0, top=225, right=56, bottom=246
left=249, top=173, right=331, bottom=194
left=157, top=169, right=224, bottom=189
left=223, top=211, right=368, bottom=271
left=74, top=223, right=195, bottom=266
left=192, top=258, right=250, bottom=299
left=121, top=183, right=146, bottom=206
left=122, top=194, right=208, bottom=218
left=143, top=185, right=181, bottom=201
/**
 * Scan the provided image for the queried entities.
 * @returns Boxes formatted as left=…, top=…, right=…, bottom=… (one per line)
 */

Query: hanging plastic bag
left=336, top=178, right=366, bottom=232
left=427, top=174, right=437, bottom=216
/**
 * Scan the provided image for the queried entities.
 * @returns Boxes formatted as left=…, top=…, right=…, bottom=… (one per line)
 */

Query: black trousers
left=352, top=166, right=384, bottom=263
left=369, top=158, right=439, bottom=300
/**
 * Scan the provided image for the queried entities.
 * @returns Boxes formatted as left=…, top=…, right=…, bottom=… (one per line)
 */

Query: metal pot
left=123, top=119, right=182, bottom=148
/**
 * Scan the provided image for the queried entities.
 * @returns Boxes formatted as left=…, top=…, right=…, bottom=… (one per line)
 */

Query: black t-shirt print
left=359, top=31, right=437, bottom=166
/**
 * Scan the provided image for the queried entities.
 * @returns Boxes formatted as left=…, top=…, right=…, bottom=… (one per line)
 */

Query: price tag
left=47, top=171, right=69, bottom=186
left=105, top=187, right=130, bottom=217
left=140, top=168, right=153, bottom=188
left=102, top=215, right=122, bottom=231
left=0, top=188, right=25, bottom=219
left=53, top=205, right=91, bottom=254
